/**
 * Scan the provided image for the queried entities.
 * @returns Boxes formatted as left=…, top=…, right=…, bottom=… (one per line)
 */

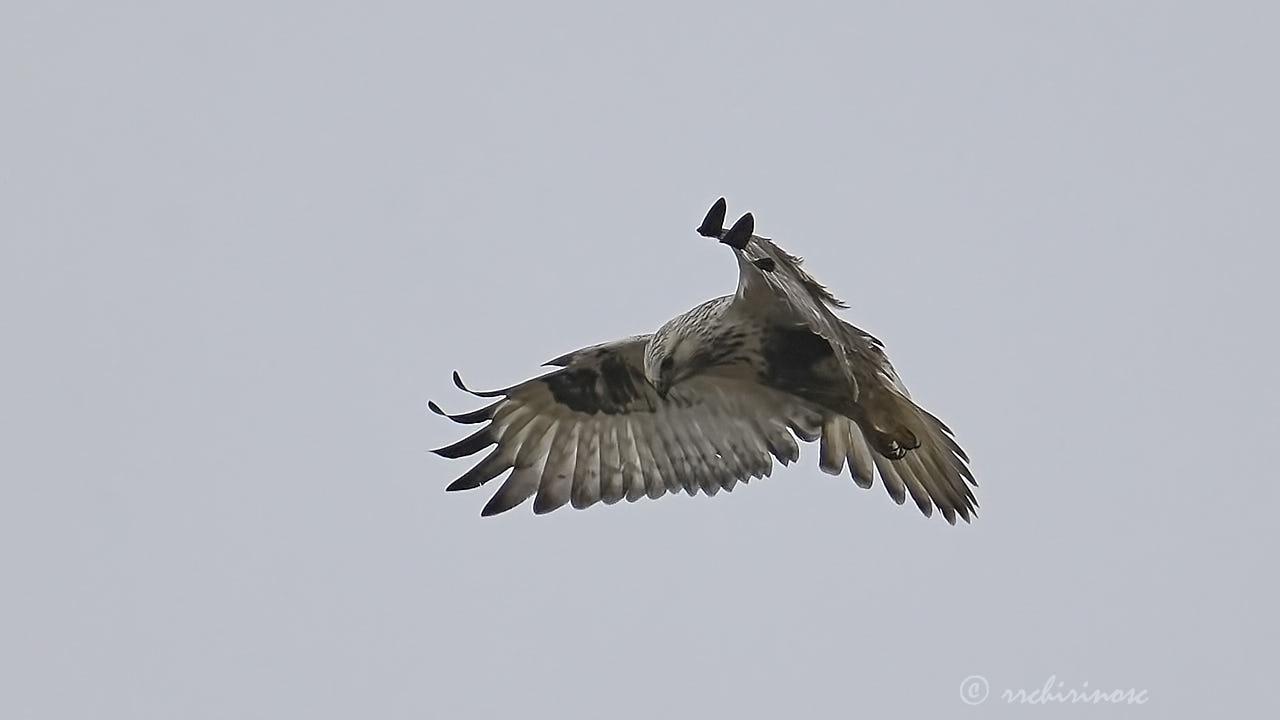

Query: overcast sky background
left=3, top=2, right=1277, bottom=718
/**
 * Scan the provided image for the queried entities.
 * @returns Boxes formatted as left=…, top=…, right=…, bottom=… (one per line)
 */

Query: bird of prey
left=431, top=198, right=977, bottom=522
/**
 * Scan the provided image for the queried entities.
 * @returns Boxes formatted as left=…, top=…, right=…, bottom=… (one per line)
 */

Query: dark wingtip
left=429, top=399, right=498, bottom=424
left=451, top=370, right=506, bottom=398
left=697, top=197, right=727, bottom=238
left=480, top=494, right=515, bottom=516
left=431, top=428, right=495, bottom=459
left=721, top=212, right=754, bottom=250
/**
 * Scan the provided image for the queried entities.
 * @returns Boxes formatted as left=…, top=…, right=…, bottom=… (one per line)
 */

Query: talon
left=869, top=430, right=910, bottom=460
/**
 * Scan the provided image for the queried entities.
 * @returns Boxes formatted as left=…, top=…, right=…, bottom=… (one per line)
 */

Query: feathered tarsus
left=432, top=199, right=977, bottom=523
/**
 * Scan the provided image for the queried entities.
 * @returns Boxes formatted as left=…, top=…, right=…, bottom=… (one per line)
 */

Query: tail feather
left=822, top=397, right=976, bottom=523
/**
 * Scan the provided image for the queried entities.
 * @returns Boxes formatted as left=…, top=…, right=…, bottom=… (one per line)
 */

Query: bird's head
left=643, top=321, right=706, bottom=399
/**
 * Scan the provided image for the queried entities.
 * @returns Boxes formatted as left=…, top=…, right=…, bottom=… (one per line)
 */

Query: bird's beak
left=652, top=367, right=673, bottom=400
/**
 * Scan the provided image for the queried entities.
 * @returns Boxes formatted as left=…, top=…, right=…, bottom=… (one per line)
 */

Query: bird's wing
left=430, top=335, right=828, bottom=516
left=698, top=199, right=897, bottom=396
left=698, top=200, right=977, bottom=522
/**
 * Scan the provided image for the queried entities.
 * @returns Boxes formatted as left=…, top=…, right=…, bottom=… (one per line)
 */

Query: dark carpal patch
left=760, top=326, right=835, bottom=394
left=543, top=352, right=652, bottom=414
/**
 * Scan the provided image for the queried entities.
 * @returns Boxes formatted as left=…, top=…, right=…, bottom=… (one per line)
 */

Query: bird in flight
left=431, top=199, right=977, bottom=522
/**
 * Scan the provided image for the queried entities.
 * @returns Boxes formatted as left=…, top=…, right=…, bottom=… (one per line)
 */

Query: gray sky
left=3, top=2, right=1277, bottom=718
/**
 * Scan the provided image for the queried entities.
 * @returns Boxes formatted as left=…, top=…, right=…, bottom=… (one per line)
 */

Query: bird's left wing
left=696, top=199, right=977, bottom=519
left=430, top=335, right=826, bottom=515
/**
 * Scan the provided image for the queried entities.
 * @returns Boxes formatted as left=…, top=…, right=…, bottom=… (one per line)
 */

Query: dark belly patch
left=760, top=326, right=838, bottom=395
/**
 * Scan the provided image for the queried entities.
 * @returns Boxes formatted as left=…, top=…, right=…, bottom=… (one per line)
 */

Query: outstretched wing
left=699, top=199, right=978, bottom=522
left=698, top=198, right=897, bottom=396
left=430, top=336, right=827, bottom=516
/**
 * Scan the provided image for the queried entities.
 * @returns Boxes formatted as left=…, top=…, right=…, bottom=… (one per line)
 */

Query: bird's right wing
left=430, top=336, right=827, bottom=516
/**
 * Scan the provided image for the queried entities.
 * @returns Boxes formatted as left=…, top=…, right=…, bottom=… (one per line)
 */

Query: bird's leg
left=848, top=397, right=922, bottom=460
